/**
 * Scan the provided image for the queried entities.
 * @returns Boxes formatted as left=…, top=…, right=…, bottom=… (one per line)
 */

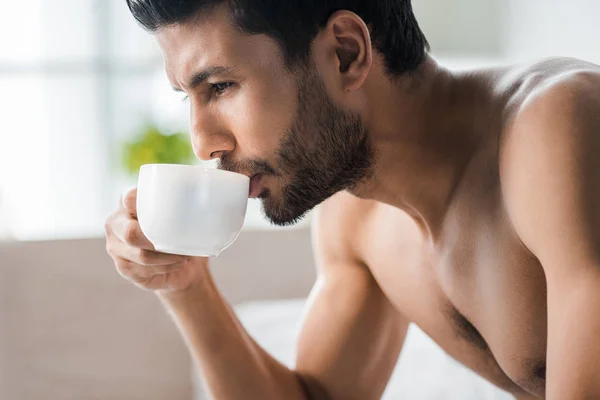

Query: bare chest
left=361, top=199, right=548, bottom=398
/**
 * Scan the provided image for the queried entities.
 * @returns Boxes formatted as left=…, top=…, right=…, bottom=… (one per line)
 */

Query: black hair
left=125, top=0, right=429, bottom=75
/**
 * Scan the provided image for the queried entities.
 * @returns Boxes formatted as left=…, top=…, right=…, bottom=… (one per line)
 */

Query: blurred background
left=1, top=0, right=600, bottom=241
left=0, top=1, right=599, bottom=399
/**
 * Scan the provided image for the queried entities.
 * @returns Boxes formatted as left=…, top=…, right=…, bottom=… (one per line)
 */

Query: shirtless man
left=105, top=1, right=600, bottom=398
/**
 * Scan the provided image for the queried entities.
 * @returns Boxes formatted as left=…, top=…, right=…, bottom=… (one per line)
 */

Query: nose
left=190, top=108, right=235, bottom=161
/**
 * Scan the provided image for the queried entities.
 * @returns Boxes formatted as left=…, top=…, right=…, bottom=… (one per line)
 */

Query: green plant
left=121, top=124, right=195, bottom=176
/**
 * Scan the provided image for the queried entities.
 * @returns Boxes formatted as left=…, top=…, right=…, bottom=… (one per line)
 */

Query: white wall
left=503, top=0, right=600, bottom=63
left=414, top=0, right=505, bottom=56
left=414, top=0, right=600, bottom=63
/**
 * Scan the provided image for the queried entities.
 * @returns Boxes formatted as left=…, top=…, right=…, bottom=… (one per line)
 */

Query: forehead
left=156, top=6, right=286, bottom=85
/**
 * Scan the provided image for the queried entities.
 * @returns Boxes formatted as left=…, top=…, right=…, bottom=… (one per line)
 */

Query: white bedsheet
left=194, top=299, right=515, bottom=399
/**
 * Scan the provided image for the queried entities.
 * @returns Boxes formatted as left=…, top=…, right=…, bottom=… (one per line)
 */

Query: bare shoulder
left=312, top=191, right=379, bottom=266
left=521, top=58, right=600, bottom=108
left=500, top=57, right=600, bottom=163
left=498, top=57, right=600, bottom=115
left=499, top=58, right=600, bottom=243
left=313, top=191, right=419, bottom=270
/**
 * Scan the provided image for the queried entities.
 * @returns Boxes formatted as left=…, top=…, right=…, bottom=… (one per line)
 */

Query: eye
left=210, top=82, right=234, bottom=97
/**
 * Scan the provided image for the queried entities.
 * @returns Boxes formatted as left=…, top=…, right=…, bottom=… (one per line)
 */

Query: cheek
left=222, top=78, right=297, bottom=157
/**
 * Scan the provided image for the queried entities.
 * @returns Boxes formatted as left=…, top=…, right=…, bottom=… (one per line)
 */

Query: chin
left=263, top=209, right=308, bottom=227
left=260, top=196, right=310, bottom=227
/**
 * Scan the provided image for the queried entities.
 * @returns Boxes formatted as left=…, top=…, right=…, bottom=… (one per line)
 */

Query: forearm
left=157, top=272, right=306, bottom=400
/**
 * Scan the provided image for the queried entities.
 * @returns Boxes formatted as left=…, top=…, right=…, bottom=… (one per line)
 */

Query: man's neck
left=357, top=56, right=499, bottom=239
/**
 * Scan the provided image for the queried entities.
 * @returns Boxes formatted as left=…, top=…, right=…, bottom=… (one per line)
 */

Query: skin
left=105, top=6, right=600, bottom=400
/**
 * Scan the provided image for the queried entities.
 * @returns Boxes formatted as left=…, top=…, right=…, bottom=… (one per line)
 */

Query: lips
left=249, top=174, right=264, bottom=198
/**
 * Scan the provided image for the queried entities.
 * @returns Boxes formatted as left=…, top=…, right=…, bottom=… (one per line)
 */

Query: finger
left=121, top=187, right=138, bottom=219
left=131, top=248, right=187, bottom=267
left=112, top=214, right=155, bottom=250
left=115, top=257, right=185, bottom=280
left=113, top=238, right=186, bottom=266
left=107, top=214, right=186, bottom=265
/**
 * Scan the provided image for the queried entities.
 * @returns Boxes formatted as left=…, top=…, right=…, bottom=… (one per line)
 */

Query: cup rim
left=139, top=163, right=250, bottom=182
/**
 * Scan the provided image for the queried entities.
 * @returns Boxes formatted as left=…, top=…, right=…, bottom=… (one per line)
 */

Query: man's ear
left=319, top=10, right=373, bottom=92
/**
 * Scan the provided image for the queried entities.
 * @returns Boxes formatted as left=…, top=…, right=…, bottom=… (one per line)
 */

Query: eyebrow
left=172, top=66, right=233, bottom=92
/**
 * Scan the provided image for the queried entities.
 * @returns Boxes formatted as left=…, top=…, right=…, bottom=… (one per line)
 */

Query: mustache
left=218, top=154, right=279, bottom=178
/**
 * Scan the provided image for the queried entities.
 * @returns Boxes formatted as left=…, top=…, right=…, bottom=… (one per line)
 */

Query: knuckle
left=124, top=221, right=139, bottom=245
left=123, top=188, right=137, bottom=209
left=105, top=241, right=114, bottom=257
left=104, top=214, right=116, bottom=235
left=138, top=249, right=156, bottom=265
left=114, top=260, right=157, bottom=291
left=115, top=259, right=132, bottom=277
left=105, top=238, right=121, bottom=259
left=133, top=281, right=155, bottom=292
left=130, top=273, right=155, bottom=290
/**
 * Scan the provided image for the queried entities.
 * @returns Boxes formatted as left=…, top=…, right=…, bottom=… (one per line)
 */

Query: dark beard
left=263, top=67, right=374, bottom=226
left=220, top=66, right=374, bottom=226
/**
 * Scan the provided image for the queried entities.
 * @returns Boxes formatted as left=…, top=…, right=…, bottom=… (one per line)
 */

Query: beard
left=220, top=65, right=374, bottom=226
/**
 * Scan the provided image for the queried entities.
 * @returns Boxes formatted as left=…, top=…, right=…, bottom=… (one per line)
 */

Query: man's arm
left=295, top=196, right=409, bottom=399
left=159, top=196, right=408, bottom=400
left=503, top=71, right=600, bottom=400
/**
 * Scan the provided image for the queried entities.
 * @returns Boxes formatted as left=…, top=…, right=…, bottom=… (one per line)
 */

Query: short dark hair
left=126, top=0, right=429, bottom=75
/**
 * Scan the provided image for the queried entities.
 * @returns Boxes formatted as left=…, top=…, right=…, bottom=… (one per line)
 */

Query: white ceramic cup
left=137, top=164, right=250, bottom=257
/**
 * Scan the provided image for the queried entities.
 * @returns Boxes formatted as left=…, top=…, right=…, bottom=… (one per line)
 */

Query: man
left=104, top=1, right=600, bottom=399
